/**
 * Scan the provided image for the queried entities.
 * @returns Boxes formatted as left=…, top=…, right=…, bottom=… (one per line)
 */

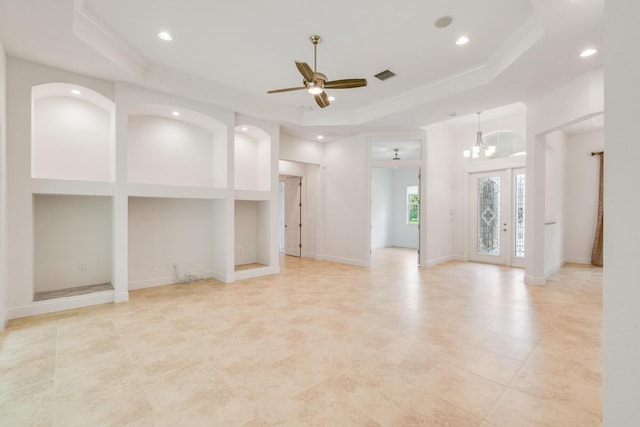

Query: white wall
left=33, top=96, right=112, bottom=182
left=34, top=195, right=112, bottom=292
left=425, top=125, right=457, bottom=265
left=0, top=39, right=7, bottom=328
left=324, top=134, right=369, bottom=266
left=543, top=130, right=566, bottom=276
left=280, top=133, right=324, bottom=165
left=128, top=197, right=216, bottom=289
left=564, top=129, right=603, bottom=264
left=391, top=168, right=419, bottom=249
left=371, top=168, right=393, bottom=249
left=128, top=115, right=214, bottom=187
left=604, top=1, right=640, bottom=423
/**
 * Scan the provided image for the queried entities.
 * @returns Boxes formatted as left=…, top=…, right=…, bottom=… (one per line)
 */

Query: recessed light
left=328, top=96, right=335, bottom=101
left=580, top=48, right=597, bottom=58
left=241, top=126, right=248, bottom=131
left=172, top=111, right=180, bottom=117
left=158, top=31, right=173, bottom=41
left=70, top=89, right=81, bottom=95
left=317, top=135, right=324, bottom=140
left=456, top=36, right=470, bottom=46
left=434, top=16, right=453, bottom=29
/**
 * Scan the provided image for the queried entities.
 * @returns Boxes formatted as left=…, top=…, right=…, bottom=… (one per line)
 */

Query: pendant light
left=473, top=111, right=486, bottom=160
left=392, top=148, right=400, bottom=160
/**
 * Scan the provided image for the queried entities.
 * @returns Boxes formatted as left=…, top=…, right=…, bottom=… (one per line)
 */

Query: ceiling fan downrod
left=310, top=35, right=321, bottom=73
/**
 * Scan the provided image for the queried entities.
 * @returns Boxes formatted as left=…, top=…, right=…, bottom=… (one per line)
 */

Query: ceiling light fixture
left=172, top=111, right=180, bottom=117
left=580, top=48, right=597, bottom=58
left=392, top=148, right=400, bottom=160
left=307, top=82, right=323, bottom=95
left=456, top=36, right=470, bottom=46
left=70, top=89, right=81, bottom=95
left=317, top=135, right=324, bottom=140
left=241, top=126, right=248, bottom=131
left=434, top=16, right=453, bottom=29
left=158, top=31, right=173, bottom=41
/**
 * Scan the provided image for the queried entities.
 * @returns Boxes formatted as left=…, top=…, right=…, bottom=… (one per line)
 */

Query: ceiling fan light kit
left=267, top=35, right=367, bottom=108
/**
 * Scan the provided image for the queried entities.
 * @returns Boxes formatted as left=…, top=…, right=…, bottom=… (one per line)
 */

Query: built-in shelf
left=127, top=183, right=230, bottom=200
left=34, top=283, right=113, bottom=301
left=31, top=178, right=115, bottom=196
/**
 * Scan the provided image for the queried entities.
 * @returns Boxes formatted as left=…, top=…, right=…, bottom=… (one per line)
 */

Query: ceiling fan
left=267, top=35, right=367, bottom=109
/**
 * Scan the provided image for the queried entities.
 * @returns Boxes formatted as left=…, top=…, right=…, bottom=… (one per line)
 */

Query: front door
left=469, top=169, right=525, bottom=266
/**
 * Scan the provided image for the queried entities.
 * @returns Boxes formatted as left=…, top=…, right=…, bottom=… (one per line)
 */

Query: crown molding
left=72, top=0, right=147, bottom=79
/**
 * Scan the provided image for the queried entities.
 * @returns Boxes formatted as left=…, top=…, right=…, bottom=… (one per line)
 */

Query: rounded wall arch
left=127, top=104, right=228, bottom=188
left=234, top=124, right=271, bottom=191
left=31, top=83, right=115, bottom=182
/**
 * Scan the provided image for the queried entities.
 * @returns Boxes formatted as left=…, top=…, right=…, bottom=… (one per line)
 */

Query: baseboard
left=0, top=310, right=7, bottom=331
left=128, top=270, right=223, bottom=290
left=426, top=255, right=455, bottom=267
left=564, top=257, right=591, bottom=265
left=8, top=290, right=115, bottom=320
left=525, top=274, right=546, bottom=285
left=114, top=291, right=129, bottom=303
left=453, top=255, right=467, bottom=262
left=234, top=266, right=280, bottom=281
left=544, top=261, right=565, bottom=279
left=323, top=255, right=368, bottom=267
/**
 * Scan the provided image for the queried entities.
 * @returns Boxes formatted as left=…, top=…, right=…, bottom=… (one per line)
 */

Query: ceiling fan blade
left=324, top=78, right=368, bottom=89
left=295, top=61, right=315, bottom=82
left=314, top=91, right=330, bottom=108
left=267, top=86, right=306, bottom=94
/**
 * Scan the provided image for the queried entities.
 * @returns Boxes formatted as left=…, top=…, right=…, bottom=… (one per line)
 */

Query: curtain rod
left=591, top=151, right=604, bottom=156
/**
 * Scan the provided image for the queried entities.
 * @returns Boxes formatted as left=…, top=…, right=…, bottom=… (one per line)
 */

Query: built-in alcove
left=234, top=200, right=271, bottom=270
left=33, top=195, right=113, bottom=300
left=31, top=83, right=115, bottom=182
left=234, top=125, right=271, bottom=191
left=128, top=197, right=227, bottom=289
left=128, top=105, right=227, bottom=188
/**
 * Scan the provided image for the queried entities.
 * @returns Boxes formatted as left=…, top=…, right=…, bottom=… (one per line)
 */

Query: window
left=407, top=185, right=419, bottom=224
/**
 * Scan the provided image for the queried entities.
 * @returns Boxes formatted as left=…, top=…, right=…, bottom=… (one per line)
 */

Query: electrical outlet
left=79, top=262, right=86, bottom=271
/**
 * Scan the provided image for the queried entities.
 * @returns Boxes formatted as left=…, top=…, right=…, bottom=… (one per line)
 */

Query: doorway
left=280, top=176, right=302, bottom=257
left=370, top=167, right=420, bottom=265
left=469, top=168, right=525, bottom=267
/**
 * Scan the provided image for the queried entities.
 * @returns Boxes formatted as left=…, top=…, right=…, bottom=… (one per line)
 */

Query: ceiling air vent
left=374, top=69, right=396, bottom=81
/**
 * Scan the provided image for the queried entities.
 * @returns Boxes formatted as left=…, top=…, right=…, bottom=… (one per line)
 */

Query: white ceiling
left=0, top=0, right=603, bottom=141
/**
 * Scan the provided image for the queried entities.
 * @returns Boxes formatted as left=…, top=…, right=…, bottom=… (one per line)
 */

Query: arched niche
left=31, top=83, right=115, bottom=182
left=127, top=104, right=227, bottom=188
left=234, top=124, right=271, bottom=191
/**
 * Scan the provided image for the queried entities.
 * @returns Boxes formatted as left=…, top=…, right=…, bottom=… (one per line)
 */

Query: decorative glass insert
left=407, top=185, right=419, bottom=224
left=477, top=177, right=500, bottom=255
left=515, top=173, right=525, bottom=257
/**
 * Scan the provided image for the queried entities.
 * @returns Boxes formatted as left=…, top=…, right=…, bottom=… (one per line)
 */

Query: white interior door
left=469, top=169, right=526, bottom=266
left=284, top=176, right=301, bottom=257
left=469, top=171, right=510, bottom=265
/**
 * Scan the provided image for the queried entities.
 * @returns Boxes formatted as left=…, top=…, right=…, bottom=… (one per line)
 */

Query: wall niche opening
left=234, top=125, right=271, bottom=191
left=33, top=194, right=113, bottom=301
left=31, top=83, right=115, bottom=182
left=234, top=200, right=271, bottom=271
left=128, top=104, right=227, bottom=188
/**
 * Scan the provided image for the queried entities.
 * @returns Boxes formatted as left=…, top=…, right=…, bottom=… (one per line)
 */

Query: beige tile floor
left=0, top=248, right=602, bottom=426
